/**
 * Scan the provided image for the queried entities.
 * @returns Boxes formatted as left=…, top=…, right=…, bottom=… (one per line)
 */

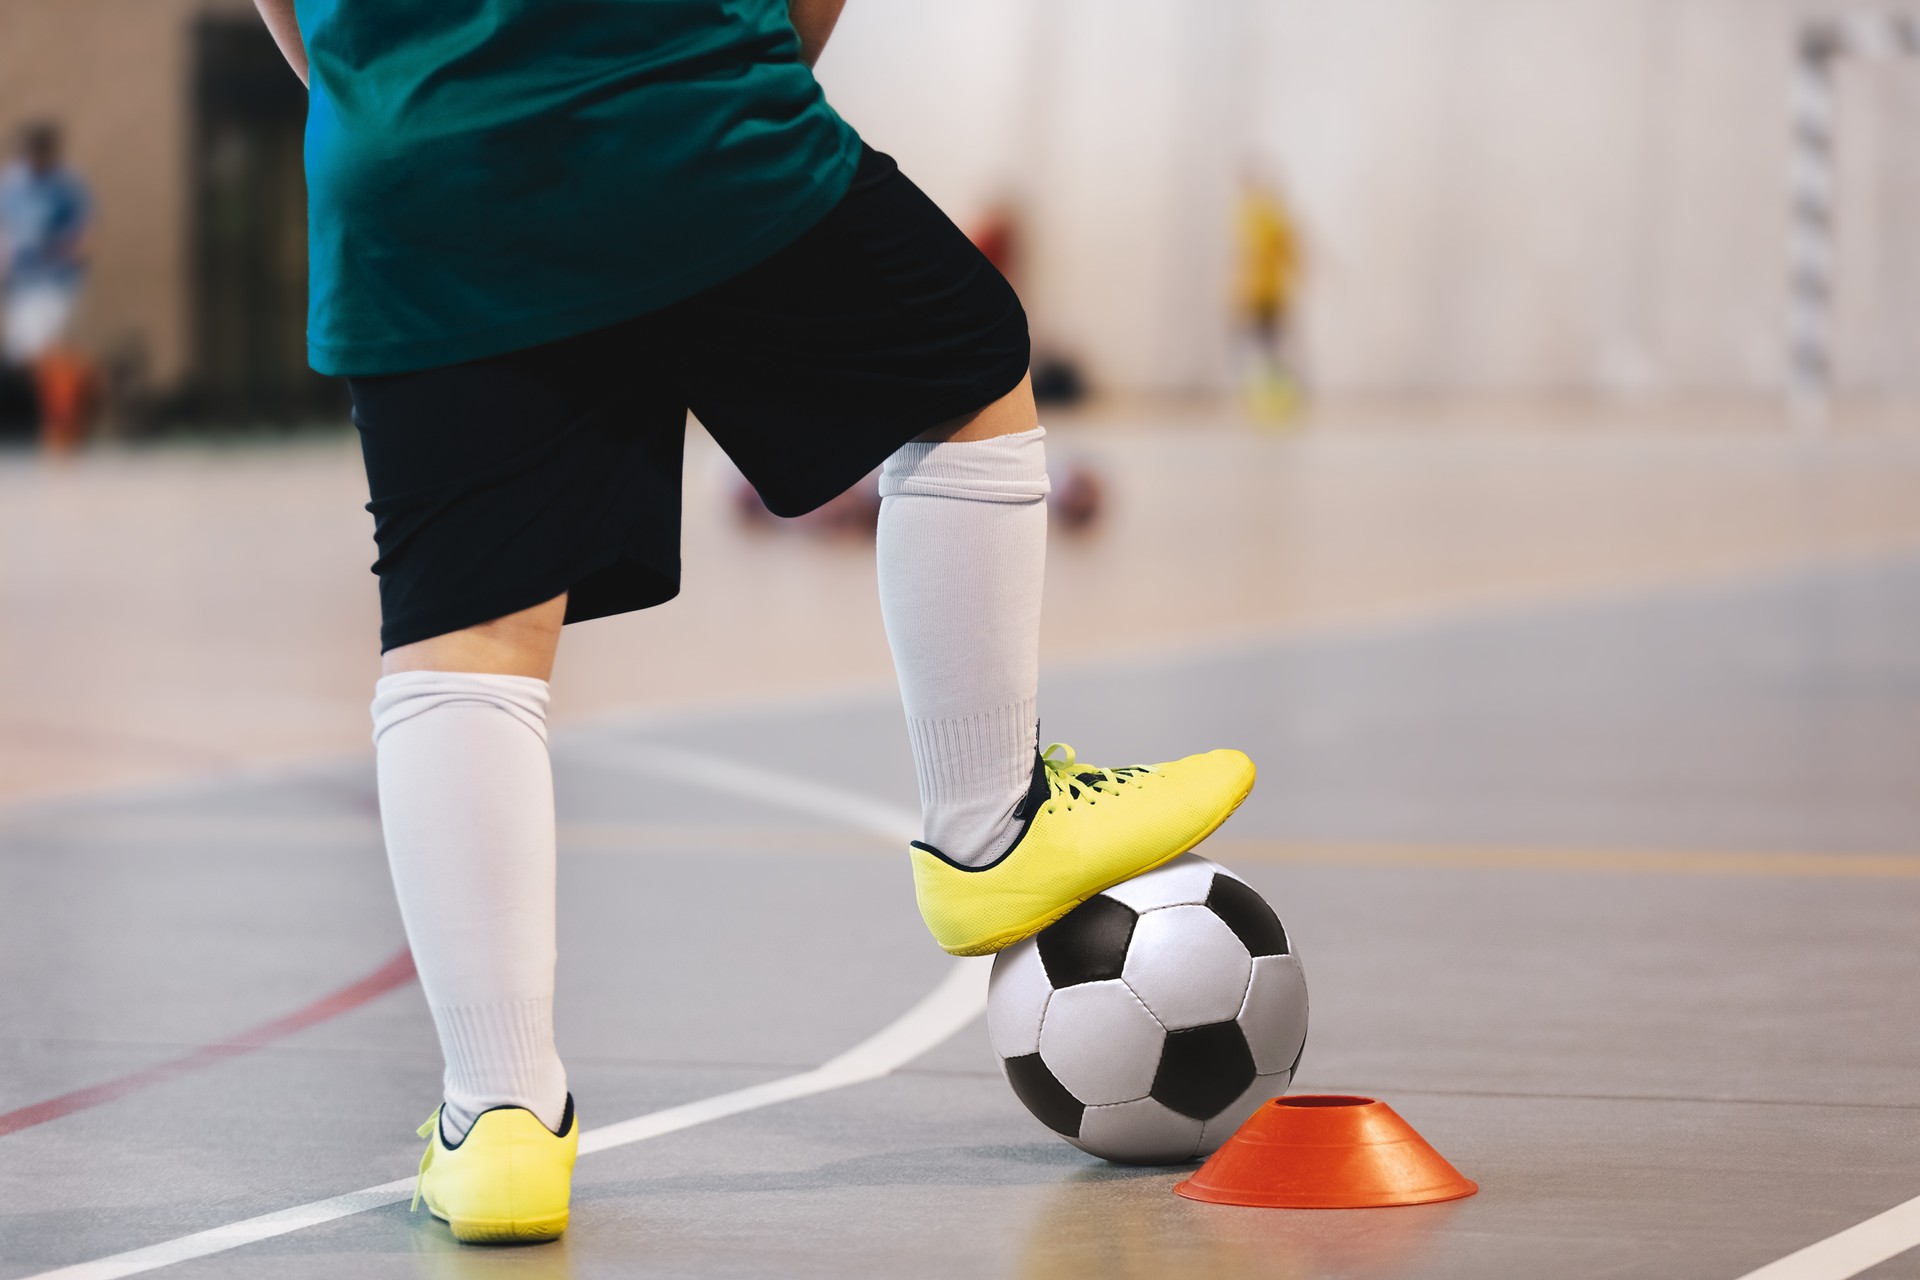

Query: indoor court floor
left=4, top=413, right=1920, bottom=1279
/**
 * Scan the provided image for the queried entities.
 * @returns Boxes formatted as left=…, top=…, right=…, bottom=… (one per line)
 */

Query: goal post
left=1787, top=11, right=1920, bottom=425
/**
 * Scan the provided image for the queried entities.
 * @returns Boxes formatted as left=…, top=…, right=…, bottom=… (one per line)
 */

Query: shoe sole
left=943, top=767, right=1257, bottom=957
left=430, top=1206, right=569, bottom=1244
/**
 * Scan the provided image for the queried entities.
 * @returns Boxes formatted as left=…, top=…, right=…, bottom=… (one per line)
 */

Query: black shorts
left=349, top=145, right=1029, bottom=652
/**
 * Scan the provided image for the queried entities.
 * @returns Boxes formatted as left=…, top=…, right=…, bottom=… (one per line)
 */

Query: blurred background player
left=1235, top=169, right=1301, bottom=424
left=0, top=121, right=94, bottom=451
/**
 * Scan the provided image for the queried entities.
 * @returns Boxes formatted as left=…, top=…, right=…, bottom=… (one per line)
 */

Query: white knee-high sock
left=877, top=426, right=1050, bottom=866
left=371, top=671, right=568, bottom=1141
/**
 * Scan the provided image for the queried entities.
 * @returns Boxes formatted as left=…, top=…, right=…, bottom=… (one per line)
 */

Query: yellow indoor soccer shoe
left=911, top=742, right=1257, bottom=956
left=413, top=1097, right=579, bottom=1244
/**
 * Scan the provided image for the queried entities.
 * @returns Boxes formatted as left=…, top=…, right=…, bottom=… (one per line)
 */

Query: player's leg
left=376, top=592, right=569, bottom=1139
left=876, top=374, right=1046, bottom=868
left=689, top=144, right=1255, bottom=957
left=371, top=596, right=578, bottom=1242
left=350, top=325, right=687, bottom=1242
left=875, top=380, right=1255, bottom=956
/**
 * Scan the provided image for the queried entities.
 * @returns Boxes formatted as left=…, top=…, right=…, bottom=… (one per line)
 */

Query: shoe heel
left=447, top=1210, right=568, bottom=1244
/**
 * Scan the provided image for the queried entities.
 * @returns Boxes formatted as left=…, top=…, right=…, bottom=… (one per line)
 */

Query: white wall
left=818, top=0, right=1920, bottom=397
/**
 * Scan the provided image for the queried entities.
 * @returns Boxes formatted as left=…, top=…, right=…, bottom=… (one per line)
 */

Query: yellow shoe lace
left=411, top=1109, right=440, bottom=1213
left=1040, top=742, right=1153, bottom=813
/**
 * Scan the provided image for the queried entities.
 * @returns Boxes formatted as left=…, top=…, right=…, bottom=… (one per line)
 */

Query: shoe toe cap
left=1175, top=747, right=1257, bottom=791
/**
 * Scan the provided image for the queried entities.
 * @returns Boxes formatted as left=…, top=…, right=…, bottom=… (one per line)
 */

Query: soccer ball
left=987, top=854, right=1308, bottom=1164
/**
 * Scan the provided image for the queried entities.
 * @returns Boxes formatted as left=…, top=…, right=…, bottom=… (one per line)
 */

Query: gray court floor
left=5, top=555, right=1920, bottom=1279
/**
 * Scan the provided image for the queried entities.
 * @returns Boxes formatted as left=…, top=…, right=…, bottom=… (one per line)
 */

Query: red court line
left=0, top=948, right=417, bottom=1138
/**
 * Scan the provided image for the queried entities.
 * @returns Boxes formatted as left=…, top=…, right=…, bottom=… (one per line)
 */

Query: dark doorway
left=183, top=16, right=341, bottom=422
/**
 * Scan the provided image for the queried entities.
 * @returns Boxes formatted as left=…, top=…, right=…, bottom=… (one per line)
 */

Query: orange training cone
left=1175, top=1096, right=1477, bottom=1209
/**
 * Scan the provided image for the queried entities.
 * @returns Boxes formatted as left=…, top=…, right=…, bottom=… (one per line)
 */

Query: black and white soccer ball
left=987, top=853, right=1308, bottom=1164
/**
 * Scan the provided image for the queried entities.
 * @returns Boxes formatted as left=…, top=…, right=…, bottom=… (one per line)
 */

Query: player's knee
left=382, top=594, right=567, bottom=678
left=913, top=373, right=1039, bottom=444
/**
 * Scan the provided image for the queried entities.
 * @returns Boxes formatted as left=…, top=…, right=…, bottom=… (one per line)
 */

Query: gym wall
left=5, top=0, right=1915, bottom=405
left=823, top=0, right=1920, bottom=399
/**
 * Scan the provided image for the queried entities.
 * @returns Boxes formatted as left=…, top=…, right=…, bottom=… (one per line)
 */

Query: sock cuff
left=905, top=697, right=1040, bottom=804
left=371, top=670, right=551, bottom=745
left=434, top=996, right=558, bottom=1068
left=432, top=995, right=569, bottom=1137
left=880, top=425, right=1051, bottom=503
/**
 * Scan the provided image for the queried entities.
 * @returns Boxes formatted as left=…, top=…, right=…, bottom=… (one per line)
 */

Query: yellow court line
left=13, top=812, right=1919, bottom=878
left=1204, top=837, right=1920, bottom=880
left=0, top=814, right=894, bottom=853
left=558, top=822, right=896, bottom=853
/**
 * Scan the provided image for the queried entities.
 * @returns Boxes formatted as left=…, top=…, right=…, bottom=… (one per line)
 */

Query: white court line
left=561, top=735, right=921, bottom=845
left=1730, top=1193, right=1920, bottom=1280
left=23, top=744, right=985, bottom=1280
left=552, top=734, right=1920, bottom=1280
left=24, top=961, right=988, bottom=1280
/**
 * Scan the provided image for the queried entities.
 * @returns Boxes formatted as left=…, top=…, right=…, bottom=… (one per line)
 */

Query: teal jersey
left=298, top=0, right=861, bottom=375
